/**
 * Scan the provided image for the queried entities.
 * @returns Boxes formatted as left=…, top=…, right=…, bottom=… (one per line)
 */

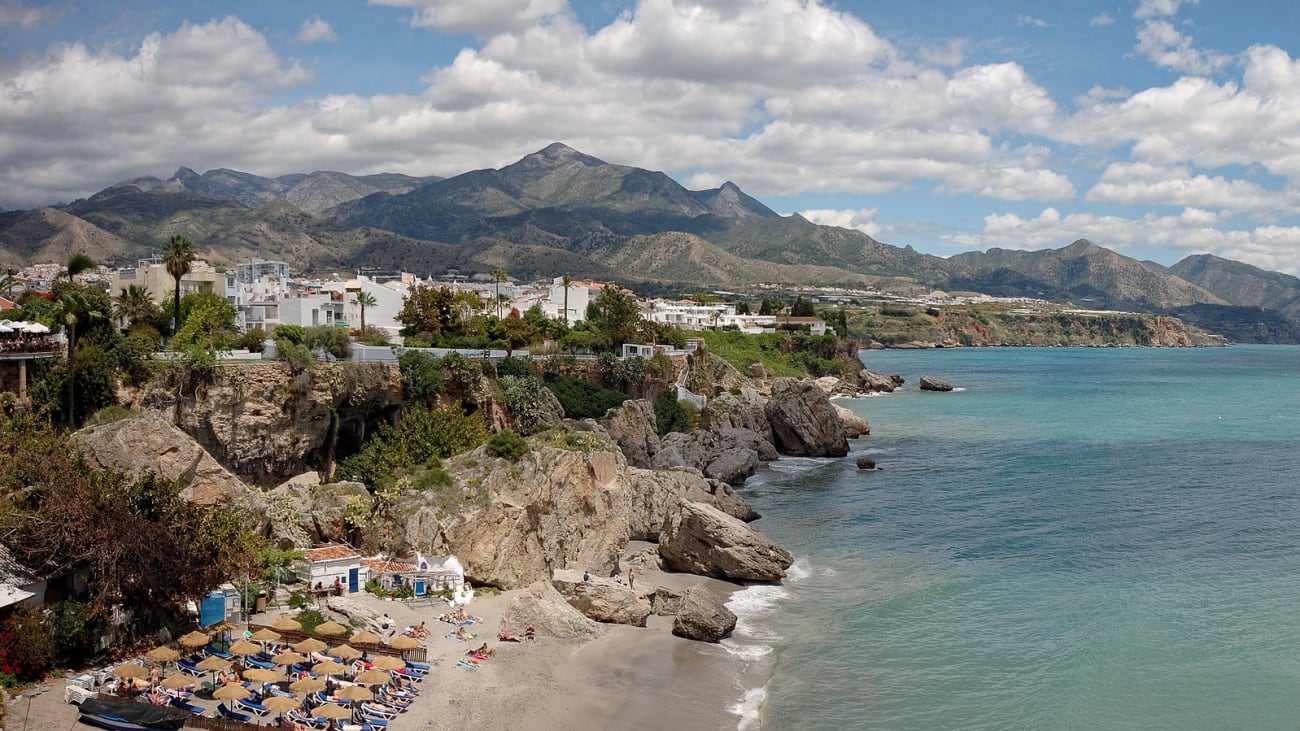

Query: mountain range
left=2, top=142, right=1300, bottom=341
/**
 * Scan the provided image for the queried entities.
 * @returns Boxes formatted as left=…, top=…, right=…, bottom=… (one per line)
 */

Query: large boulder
left=671, top=587, right=737, bottom=643
left=267, top=472, right=371, bottom=547
left=919, top=375, right=954, bottom=392
left=659, top=502, right=793, bottom=582
left=833, top=403, right=870, bottom=439
left=597, top=399, right=661, bottom=468
left=700, top=389, right=774, bottom=444
left=324, top=596, right=385, bottom=635
left=429, top=444, right=632, bottom=589
left=858, top=369, right=904, bottom=394
left=71, top=413, right=271, bottom=533
left=649, top=587, right=685, bottom=616
left=683, top=351, right=750, bottom=398
left=764, top=378, right=850, bottom=457
left=498, top=580, right=603, bottom=640
left=653, top=427, right=771, bottom=485
left=551, top=570, right=652, bottom=626
left=625, top=468, right=757, bottom=541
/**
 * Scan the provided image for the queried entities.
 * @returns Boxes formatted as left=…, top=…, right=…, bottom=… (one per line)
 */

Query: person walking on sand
left=628, top=568, right=635, bottom=590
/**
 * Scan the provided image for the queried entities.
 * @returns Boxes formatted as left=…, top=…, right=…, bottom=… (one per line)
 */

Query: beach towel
left=445, top=633, right=467, bottom=642
left=456, top=660, right=480, bottom=671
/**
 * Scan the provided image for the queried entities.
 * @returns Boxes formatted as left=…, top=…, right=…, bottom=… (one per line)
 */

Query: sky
left=4, top=0, right=1300, bottom=273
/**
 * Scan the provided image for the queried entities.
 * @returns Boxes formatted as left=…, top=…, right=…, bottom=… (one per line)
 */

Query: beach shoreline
left=15, top=542, right=759, bottom=731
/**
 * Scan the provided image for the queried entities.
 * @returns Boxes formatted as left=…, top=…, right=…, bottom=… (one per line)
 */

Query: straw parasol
left=210, top=619, right=238, bottom=633
left=349, top=630, right=382, bottom=645
left=312, top=660, right=346, bottom=677
left=160, top=674, right=195, bottom=690
left=228, top=639, right=262, bottom=657
left=243, top=668, right=280, bottom=683
left=313, top=703, right=352, bottom=720
left=334, top=685, right=372, bottom=702
left=146, top=646, right=180, bottom=664
left=113, top=663, right=149, bottom=680
left=196, top=656, right=232, bottom=673
left=293, top=637, right=328, bottom=654
left=315, top=620, right=348, bottom=636
left=262, top=695, right=300, bottom=713
left=386, top=635, right=420, bottom=650
left=330, top=644, right=362, bottom=661
left=354, top=668, right=391, bottom=685
left=272, top=651, right=307, bottom=667
left=249, top=628, right=282, bottom=642
left=213, top=684, right=251, bottom=701
left=178, top=630, right=210, bottom=648
left=270, top=617, right=302, bottom=632
left=369, top=655, right=406, bottom=671
left=289, top=677, right=326, bottom=693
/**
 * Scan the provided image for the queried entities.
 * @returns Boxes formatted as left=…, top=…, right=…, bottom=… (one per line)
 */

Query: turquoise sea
left=724, top=346, right=1300, bottom=730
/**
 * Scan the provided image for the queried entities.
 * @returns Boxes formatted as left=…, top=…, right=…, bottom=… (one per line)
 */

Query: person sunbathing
left=497, top=631, right=522, bottom=642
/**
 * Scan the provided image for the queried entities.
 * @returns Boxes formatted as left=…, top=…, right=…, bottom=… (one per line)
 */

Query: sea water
left=725, top=346, right=1300, bottom=730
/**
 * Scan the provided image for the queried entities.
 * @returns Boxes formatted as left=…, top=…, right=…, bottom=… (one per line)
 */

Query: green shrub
left=654, top=390, right=690, bottom=436
left=546, top=375, right=628, bottom=419
left=276, top=339, right=315, bottom=373
left=0, top=603, right=53, bottom=682
left=304, top=326, right=351, bottom=360
left=273, top=325, right=306, bottom=344
left=48, top=600, right=100, bottom=665
left=295, top=608, right=328, bottom=635
left=494, top=357, right=537, bottom=379
left=486, top=430, right=528, bottom=460
left=398, top=350, right=444, bottom=404
left=235, top=328, right=267, bottom=352
left=356, top=329, right=391, bottom=346
left=338, top=406, right=488, bottom=486
left=288, top=590, right=310, bottom=610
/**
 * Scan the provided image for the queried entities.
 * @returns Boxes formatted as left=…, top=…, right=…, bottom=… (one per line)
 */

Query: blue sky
left=4, top=0, right=1300, bottom=273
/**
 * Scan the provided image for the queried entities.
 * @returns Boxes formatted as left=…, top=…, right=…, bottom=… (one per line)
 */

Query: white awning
left=0, top=583, right=36, bottom=609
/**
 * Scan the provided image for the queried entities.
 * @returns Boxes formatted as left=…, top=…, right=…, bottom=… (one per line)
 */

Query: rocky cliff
left=133, top=361, right=403, bottom=486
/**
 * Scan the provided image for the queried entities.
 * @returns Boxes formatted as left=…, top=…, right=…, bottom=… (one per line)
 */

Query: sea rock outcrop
left=551, top=570, right=652, bottom=627
left=498, top=580, right=603, bottom=640
left=625, top=467, right=756, bottom=541
left=71, top=413, right=271, bottom=533
left=858, top=369, right=905, bottom=394
left=649, top=587, right=685, bottom=616
left=919, top=375, right=954, bottom=392
left=671, top=586, right=737, bottom=642
left=764, top=378, right=850, bottom=457
left=653, top=428, right=768, bottom=485
left=699, top=389, right=775, bottom=445
left=597, top=399, right=660, bottom=468
left=134, top=361, right=403, bottom=486
left=659, top=502, right=794, bottom=581
left=833, top=403, right=870, bottom=439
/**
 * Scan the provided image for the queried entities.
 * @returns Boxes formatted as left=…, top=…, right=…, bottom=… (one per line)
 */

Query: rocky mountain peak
left=172, top=166, right=200, bottom=184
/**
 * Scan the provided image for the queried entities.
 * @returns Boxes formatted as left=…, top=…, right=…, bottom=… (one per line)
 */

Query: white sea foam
left=731, top=685, right=768, bottom=731
left=785, top=557, right=812, bottom=582
left=727, top=583, right=791, bottom=641
left=719, top=639, right=774, bottom=659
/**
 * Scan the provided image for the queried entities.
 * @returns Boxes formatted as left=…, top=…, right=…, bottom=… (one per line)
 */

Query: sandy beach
left=11, top=544, right=746, bottom=731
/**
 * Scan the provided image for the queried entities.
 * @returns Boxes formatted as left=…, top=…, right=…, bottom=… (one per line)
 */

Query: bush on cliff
left=338, top=406, right=488, bottom=487
left=654, top=389, right=691, bottom=436
left=545, top=375, right=628, bottom=419
left=398, top=350, right=445, bottom=405
left=486, top=429, right=529, bottom=461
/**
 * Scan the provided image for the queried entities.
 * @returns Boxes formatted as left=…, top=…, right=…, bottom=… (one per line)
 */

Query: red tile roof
left=361, top=557, right=418, bottom=574
left=305, top=544, right=360, bottom=563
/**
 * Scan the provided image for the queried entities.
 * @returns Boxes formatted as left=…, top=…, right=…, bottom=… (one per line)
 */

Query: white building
left=645, top=300, right=735, bottom=330
left=544, top=277, right=609, bottom=323
left=299, top=543, right=365, bottom=595
left=320, top=275, right=411, bottom=342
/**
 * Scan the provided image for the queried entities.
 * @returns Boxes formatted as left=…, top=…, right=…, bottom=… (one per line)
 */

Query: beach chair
left=359, top=720, right=389, bottom=730
left=245, top=655, right=275, bottom=670
left=176, top=658, right=204, bottom=677
left=236, top=696, right=270, bottom=716
left=404, top=659, right=431, bottom=673
left=360, top=702, right=397, bottom=720
left=289, top=710, right=328, bottom=729
left=168, top=695, right=204, bottom=715
left=204, top=644, right=232, bottom=660
left=217, top=703, right=252, bottom=723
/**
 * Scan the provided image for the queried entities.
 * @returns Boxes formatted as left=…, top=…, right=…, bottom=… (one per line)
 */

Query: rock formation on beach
left=658, top=502, right=794, bottom=581
left=919, top=375, right=954, bottom=392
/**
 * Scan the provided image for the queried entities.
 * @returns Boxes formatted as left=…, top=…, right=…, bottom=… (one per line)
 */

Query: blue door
left=414, top=581, right=425, bottom=597
left=348, top=568, right=359, bottom=594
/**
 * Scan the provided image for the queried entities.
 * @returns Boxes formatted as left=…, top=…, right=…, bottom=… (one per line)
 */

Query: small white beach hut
left=300, top=543, right=365, bottom=595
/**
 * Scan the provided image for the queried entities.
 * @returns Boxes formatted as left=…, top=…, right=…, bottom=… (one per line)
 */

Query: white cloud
left=298, top=16, right=338, bottom=43
left=1085, top=162, right=1293, bottom=214
left=370, top=0, right=569, bottom=36
left=916, top=39, right=965, bottom=68
left=1016, top=15, right=1048, bottom=28
left=799, top=208, right=896, bottom=239
left=1089, top=12, right=1114, bottom=27
left=0, top=0, right=45, bottom=28
left=1134, top=0, right=1196, bottom=18
left=1135, top=19, right=1230, bottom=75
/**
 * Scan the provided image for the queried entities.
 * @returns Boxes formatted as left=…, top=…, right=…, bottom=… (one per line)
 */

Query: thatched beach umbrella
left=210, top=619, right=238, bottom=633
left=196, top=656, right=232, bottom=673
left=178, top=631, right=210, bottom=649
left=146, top=646, right=180, bottom=664
left=228, top=639, right=262, bottom=657
left=114, top=663, right=149, bottom=680
left=312, top=660, right=345, bottom=677
left=313, top=703, right=351, bottom=721
left=315, top=620, right=348, bottom=636
left=272, top=651, right=307, bottom=667
left=293, top=637, right=328, bottom=654
left=386, top=635, right=420, bottom=650
left=262, top=695, right=299, bottom=713
left=213, top=684, right=251, bottom=701
left=354, top=668, right=391, bottom=685
left=160, top=674, right=195, bottom=690
left=271, top=616, right=303, bottom=632
left=349, top=630, right=381, bottom=645
left=289, top=677, right=326, bottom=693
left=249, top=628, right=282, bottom=642
left=330, top=643, right=362, bottom=661
left=369, top=655, right=405, bottom=671
left=334, top=685, right=372, bottom=702
left=243, top=668, right=279, bottom=683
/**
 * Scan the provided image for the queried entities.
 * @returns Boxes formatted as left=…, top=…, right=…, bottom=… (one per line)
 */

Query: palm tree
left=162, top=235, right=196, bottom=334
left=115, top=284, right=157, bottom=331
left=353, top=291, right=377, bottom=334
left=560, top=274, right=572, bottom=325
left=491, top=268, right=508, bottom=319
left=52, top=284, right=106, bottom=427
